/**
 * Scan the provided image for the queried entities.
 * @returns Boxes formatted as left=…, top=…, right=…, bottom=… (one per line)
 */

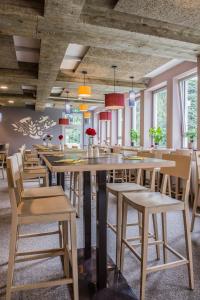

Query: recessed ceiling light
left=8, top=100, right=14, bottom=104
left=0, top=85, right=8, bottom=90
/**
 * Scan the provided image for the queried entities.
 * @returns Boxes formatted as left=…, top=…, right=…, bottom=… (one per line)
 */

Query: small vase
left=87, top=137, right=94, bottom=158
left=43, top=141, right=47, bottom=146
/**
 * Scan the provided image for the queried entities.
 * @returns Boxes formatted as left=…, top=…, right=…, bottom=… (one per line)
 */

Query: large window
left=64, top=113, right=83, bottom=148
left=179, top=75, right=197, bottom=147
left=117, top=109, right=123, bottom=145
left=153, top=88, right=167, bottom=146
left=131, top=98, right=140, bottom=145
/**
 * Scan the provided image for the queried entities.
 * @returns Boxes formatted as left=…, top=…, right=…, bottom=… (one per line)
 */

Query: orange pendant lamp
left=79, top=103, right=88, bottom=112
left=105, top=66, right=125, bottom=109
left=78, top=71, right=91, bottom=97
left=83, top=111, right=91, bottom=119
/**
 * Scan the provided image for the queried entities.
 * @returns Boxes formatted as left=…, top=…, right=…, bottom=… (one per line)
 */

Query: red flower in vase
left=58, top=134, right=64, bottom=140
left=85, top=128, right=96, bottom=136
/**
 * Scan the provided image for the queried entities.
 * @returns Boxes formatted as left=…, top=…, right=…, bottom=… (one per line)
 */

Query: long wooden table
left=42, top=154, right=175, bottom=293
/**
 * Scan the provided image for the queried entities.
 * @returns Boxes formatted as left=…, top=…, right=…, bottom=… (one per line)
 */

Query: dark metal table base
left=69, top=249, right=138, bottom=300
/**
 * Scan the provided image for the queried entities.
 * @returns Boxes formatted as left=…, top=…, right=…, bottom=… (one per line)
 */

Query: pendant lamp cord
left=112, top=66, right=117, bottom=93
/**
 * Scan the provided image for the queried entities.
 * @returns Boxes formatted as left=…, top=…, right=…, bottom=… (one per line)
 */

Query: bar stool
left=107, top=157, right=159, bottom=268
left=16, top=152, right=49, bottom=187
left=6, top=156, right=79, bottom=300
left=121, top=154, right=194, bottom=300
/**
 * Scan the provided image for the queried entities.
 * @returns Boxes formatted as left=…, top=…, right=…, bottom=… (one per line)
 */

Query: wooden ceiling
left=0, top=0, right=199, bottom=110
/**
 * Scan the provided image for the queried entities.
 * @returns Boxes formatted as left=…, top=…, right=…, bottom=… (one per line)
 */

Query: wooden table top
left=42, top=153, right=175, bottom=173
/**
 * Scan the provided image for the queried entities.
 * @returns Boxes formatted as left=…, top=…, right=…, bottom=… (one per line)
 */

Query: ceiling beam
left=57, top=72, right=147, bottom=89
left=80, top=4, right=200, bottom=46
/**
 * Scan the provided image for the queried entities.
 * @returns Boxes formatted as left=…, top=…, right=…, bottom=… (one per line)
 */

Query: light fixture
left=79, top=103, right=88, bottom=112
left=83, top=111, right=91, bottom=119
left=8, top=100, right=14, bottom=104
left=128, top=76, right=136, bottom=107
left=65, top=91, right=71, bottom=114
left=99, top=111, right=112, bottom=121
left=105, top=66, right=125, bottom=109
left=0, top=85, right=8, bottom=90
left=78, top=71, right=91, bottom=97
left=59, top=118, right=70, bottom=125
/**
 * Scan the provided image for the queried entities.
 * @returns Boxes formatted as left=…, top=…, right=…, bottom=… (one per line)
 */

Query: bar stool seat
left=18, top=195, right=75, bottom=220
left=107, top=182, right=148, bottom=194
left=21, top=185, right=64, bottom=199
left=123, top=191, right=184, bottom=211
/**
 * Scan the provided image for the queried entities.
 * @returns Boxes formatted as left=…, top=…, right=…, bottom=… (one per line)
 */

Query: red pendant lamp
left=59, top=118, right=69, bottom=125
left=99, top=111, right=112, bottom=121
left=105, top=66, right=125, bottom=109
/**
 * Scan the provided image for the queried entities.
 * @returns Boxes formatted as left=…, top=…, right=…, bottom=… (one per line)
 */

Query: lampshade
left=105, top=93, right=125, bottom=109
left=99, top=111, right=112, bottom=121
left=59, top=118, right=69, bottom=125
left=83, top=111, right=91, bottom=119
left=78, top=85, right=91, bottom=97
left=128, top=91, right=136, bottom=107
left=79, top=103, right=88, bottom=112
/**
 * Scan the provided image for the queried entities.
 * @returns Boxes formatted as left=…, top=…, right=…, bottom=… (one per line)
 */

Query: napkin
left=123, top=156, right=144, bottom=160
left=54, top=158, right=87, bottom=164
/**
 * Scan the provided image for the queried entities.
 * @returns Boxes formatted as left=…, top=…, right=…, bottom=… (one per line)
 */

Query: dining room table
left=41, top=153, right=175, bottom=296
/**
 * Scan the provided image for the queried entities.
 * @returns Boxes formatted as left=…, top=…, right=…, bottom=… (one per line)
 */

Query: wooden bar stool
left=0, top=152, right=6, bottom=179
left=107, top=162, right=158, bottom=268
left=191, top=150, right=200, bottom=231
left=16, top=152, right=49, bottom=187
left=121, top=154, right=194, bottom=300
left=6, top=156, right=79, bottom=300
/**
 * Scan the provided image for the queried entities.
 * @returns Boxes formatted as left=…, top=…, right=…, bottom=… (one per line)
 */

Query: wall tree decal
left=12, top=116, right=57, bottom=139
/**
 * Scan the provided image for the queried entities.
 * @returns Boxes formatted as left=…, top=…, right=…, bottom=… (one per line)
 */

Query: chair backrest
left=152, top=149, right=171, bottom=159
left=16, top=152, right=23, bottom=171
left=0, top=153, right=6, bottom=165
left=175, top=149, right=193, bottom=156
left=137, top=151, right=154, bottom=158
left=6, top=156, right=22, bottom=213
left=161, top=154, right=191, bottom=180
left=160, top=154, right=191, bottom=201
left=195, top=151, right=200, bottom=181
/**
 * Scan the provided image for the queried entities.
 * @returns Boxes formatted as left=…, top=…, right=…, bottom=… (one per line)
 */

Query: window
left=153, top=88, right=167, bottom=146
left=64, top=113, right=83, bottom=148
left=131, top=98, right=140, bottom=145
left=117, top=109, right=123, bottom=145
left=179, top=75, right=197, bottom=148
left=106, top=121, right=111, bottom=144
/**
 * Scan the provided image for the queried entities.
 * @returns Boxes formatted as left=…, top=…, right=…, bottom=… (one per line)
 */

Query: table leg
left=57, top=172, right=65, bottom=190
left=49, top=169, right=52, bottom=186
left=96, top=170, right=107, bottom=289
left=83, top=171, right=91, bottom=259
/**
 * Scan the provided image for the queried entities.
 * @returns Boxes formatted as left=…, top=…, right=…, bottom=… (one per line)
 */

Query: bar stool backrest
left=6, top=156, right=22, bottom=213
left=152, top=149, right=171, bottom=159
left=175, top=149, right=193, bottom=156
left=137, top=151, right=154, bottom=158
left=160, top=154, right=191, bottom=201
left=195, top=151, right=200, bottom=181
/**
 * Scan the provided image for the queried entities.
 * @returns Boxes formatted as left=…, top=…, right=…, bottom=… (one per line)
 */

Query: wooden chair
left=69, top=171, right=82, bottom=217
left=121, top=154, right=194, bottom=300
left=0, top=153, right=6, bottom=179
left=16, top=152, right=49, bottom=187
left=107, top=161, right=158, bottom=268
left=6, top=156, right=79, bottom=300
left=13, top=153, right=65, bottom=200
left=191, top=151, right=200, bottom=231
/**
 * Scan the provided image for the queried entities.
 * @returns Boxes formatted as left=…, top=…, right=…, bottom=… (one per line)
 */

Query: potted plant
left=149, top=127, right=163, bottom=148
left=130, top=129, right=139, bottom=146
left=184, top=129, right=197, bottom=149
